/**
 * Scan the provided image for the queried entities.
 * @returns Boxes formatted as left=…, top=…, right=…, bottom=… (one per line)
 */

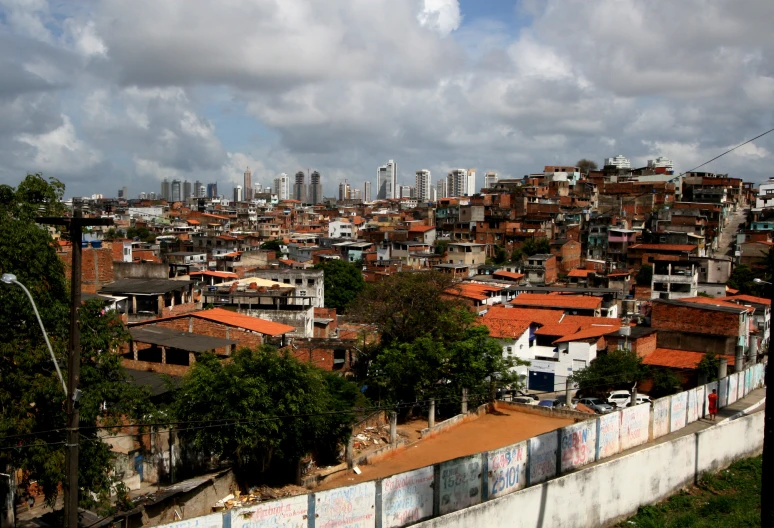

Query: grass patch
left=617, top=456, right=761, bottom=528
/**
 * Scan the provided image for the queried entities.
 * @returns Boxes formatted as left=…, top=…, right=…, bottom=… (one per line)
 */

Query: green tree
left=649, top=368, right=682, bottom=398
left=0, top=174, right=151, bottom=510
left=697, top=351, right=721, bottom=382
left=434, top=239, right=449, bottom=255
left=576, top=159, right=598, bottom=174
left=571, top=349, right=648, bottom=397
left=492, top=245, right=508, bottom=264
left=126, top=226, right=156, bottom=243
left=636, top=264, right=653, bottom=286
left=727, top=264, right=757, bottom=295
left=260, top=239, right=283, bottom=252
left=521, top=238, right=550, bottom=257
left=172, top=347, right=358, bottom=484
left=103, top=227, right=121, bottom=241
left=313, top=259, right=365, bottom=313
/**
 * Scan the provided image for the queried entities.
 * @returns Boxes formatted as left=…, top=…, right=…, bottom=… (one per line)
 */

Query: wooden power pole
left=38, top=201, right=112, bottom=528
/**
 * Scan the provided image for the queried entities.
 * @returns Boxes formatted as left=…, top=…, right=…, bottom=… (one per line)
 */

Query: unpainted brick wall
left=58, top=247, right=115, bottom=294
left=651, top=302, right=740, bottom=337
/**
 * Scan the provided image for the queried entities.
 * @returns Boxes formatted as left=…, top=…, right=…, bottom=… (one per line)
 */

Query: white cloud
left=15, top=114, right=102, bottom=172
left=417, top=0, right=461, bottom=36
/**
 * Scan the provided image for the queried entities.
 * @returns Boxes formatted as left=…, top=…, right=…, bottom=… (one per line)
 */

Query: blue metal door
left=529, top=371, right=555, bottom=392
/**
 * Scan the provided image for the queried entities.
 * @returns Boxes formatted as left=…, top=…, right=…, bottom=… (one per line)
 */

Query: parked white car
left=607, top=390, right=652, bottom=408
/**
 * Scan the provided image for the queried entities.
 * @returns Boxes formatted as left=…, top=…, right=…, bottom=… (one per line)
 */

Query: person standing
left=708, top=388, right=719, bottom=421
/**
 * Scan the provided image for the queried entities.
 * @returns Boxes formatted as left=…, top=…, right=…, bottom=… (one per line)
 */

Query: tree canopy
left=313, top=259, right=365, bottom=313
left=571, top=349, right=648, bottom=397
left=726, top=264, right=759, bottom=295
left=172, top=346, right=359, bottom=483
left=576, top=159, right=598, bottom=174
left=0, top=174, right=151, bottom=511
left=260, top=239, right=283, bottom=252
left=520, top=238, right=551, bottom=257
left=636, top=264, right=653, bottom=287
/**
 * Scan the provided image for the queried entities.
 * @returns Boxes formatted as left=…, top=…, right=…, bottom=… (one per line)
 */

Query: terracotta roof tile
left=408, top=225, right=436, bottom=232
left=560, top=315, right=622, bottom=329
left=567, top=269, right=593, bottom=278
left=492, top=270, right=525, bottom=281
left=482, top=306, right=563, bottom=326
left=629, top=244, right=697, bottom=252
left=643, top=348, right=736, bottom=369
left=720, top=294, right=771, bottom=307
left=535, top=323, right=581, bottom=336
left=480, top=319, right=531, bottom=339
left=509, top=293, right=602, bottom=311
left=552, top=325, right=619, bottom=343
left=193, top=308, right=296, bottom=336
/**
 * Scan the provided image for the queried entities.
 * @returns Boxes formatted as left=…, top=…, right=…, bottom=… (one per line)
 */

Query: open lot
left=318, top=408, right=574, bottom=490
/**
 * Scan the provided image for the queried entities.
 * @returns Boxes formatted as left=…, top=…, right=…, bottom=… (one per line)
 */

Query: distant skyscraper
left=363, top=181, right=372, bottom=202
left=196, top=183, right=206, bottom=198
left=377, top=159, right=397, bottom=200
left=437, top=179, right=447, bottom=199
left=171, top=179, right=182, bottom=202
left=339, top=181, right=351, bottom=201
left=149, top=192, right=156, bottom=200
left=484, top=171, right=498, bottom=189
left=400, top=185, right=412, bottom=199
left=604, top=154, right=631, bottom=169
left=446, top=169, right=466, bottom=197
left=233, top=185, right=243, bottom=202
left=467, top=168, right=477, bottom=196
left=207, top=183, right=218, bottom=199
left=118, top=186, right=128, bottom=199
left=139, top=192, right=147, bottom=200
left=244, top=167, right=253, bottom=200
left=161, top=179, right=171, bottom=201
left=294, top=171, right=307, bottom=203
left=274, top=173, right=290, bottom=201
left=309, top=171, right=323, bottom=205
left=351, top=188, right=361, bottom=200
left=183, top=180, right=192, bottom=199
left=415, top=169, right=431, bottom=202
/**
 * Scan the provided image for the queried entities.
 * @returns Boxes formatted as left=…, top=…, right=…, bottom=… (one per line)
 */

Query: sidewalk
left=585, top=387, right=766, bottom=470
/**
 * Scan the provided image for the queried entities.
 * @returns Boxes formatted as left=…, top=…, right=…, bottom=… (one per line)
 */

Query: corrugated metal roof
left=129, top=326, right=236, bottom=352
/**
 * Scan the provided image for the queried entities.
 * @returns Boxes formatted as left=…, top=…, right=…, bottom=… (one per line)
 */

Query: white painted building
left=604, top=154, right=631, bottom=169
left=377, top=160, right=397, bottom=200
left=756, top=178, right=774, bottom=209
left=416, top=169, right=432, bottom=202
left=273, top=173, right=290, bottom=201
left=328, top=220, right=355, bottom=239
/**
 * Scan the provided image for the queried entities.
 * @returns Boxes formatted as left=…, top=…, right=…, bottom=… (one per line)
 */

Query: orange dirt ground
left=318, top=409, right=573, bottom=490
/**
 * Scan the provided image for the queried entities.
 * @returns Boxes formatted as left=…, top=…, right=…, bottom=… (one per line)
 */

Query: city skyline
left=0, top=1, right=772, bottom=200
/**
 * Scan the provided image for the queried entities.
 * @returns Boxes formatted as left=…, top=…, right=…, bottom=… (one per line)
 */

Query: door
left=529, top=371, right=555, bottom=392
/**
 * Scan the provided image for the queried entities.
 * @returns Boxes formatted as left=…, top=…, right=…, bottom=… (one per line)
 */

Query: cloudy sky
left=1, top=0, right=773, bottom=199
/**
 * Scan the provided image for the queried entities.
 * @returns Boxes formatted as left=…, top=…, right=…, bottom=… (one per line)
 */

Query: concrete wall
left=152, top=363, right=765, bottom=528
left=114, top=261, right=169, bottom=279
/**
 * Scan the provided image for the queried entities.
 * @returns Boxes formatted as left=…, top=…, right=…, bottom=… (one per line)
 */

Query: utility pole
left=38, top=201, right=113, bottom=528
left=754, top=278, right=773, bottom=527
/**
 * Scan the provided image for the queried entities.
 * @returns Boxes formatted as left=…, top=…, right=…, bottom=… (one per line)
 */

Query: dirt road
left=317, top=410, right=573, bottom=490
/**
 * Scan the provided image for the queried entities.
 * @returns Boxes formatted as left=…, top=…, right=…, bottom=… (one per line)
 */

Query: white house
left=328, top=220, right=356, bottom=239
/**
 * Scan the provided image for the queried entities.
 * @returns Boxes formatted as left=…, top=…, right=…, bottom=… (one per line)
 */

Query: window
left=506, top=347, right=512, bottom=352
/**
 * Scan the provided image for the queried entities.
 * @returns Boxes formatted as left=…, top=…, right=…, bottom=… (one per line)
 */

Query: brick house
left=124, top=308, right=296, bottom=375
left=58, top=243, right=115, bottom=294
left=550, top=240, right=582, bottom=274
left=100, top=278, right=199, bottom=322
left=523, top=254, right=558, bottom=285
left=650, top=298, right=753, bottom=369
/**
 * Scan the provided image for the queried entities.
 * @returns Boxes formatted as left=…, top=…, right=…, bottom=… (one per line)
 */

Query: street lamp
left=1, top=273, right=67, bottom=396
left=753, top=277, right=774, bottom=526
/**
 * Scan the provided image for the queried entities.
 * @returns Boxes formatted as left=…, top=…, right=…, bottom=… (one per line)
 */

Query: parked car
left=576, top=397, right=615, bottom=414
left=607, top=390, right=652, bottom=408
left=538, top=399, right=566, bottom=408
left=512, top=396, right=539, bottom=405
left=607, top=390, right=632, bottom=408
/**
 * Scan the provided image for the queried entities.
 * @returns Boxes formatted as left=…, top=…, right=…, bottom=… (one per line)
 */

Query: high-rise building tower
left=351, top=188, right=361, bottom=200
left=118, top=186, right=128, bottom=199
left=207, top=183, right=218, bottom=199
left=233, top=185, right=243, bottom=202
left=415, top=169, right=431, bottom=202
left=604, top=154, right=631, bottom=169
left=364, top=181, right=372, bottom=202
left=377, top=159, right=397, bottom=200
left=196, top=183, right=206, bottom=198
left=338, top=181, right=351, bottom=201
left=467, top=168, right=477, bottom=196
left=171, top=179, right=182, bottom=202
left=161, top=179, right=171, bottom=201
left=446, top=169, right=466, bottom=197
left=274, top=173, right=290, bottom=201
left=183, top=180, right=192, bottom=200
left=399, top=185, right=412, bottom=199
left=310, top=171, right=322, bottom=205
left=244, top=167, right=253, bottom=201
left=484, top=171, right=498, bottom=189
left=294, top=171, right=307, bottom=203
left=437, top=179, right=447, bottom=200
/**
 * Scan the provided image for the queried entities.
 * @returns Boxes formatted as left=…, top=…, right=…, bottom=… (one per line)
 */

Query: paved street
left=714, top=206, right=748, bottom=258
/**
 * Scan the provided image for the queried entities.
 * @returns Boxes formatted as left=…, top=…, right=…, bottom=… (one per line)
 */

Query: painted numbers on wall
left=232, top=495, right=308, bottom=528
left=315, top=481, right=376, bottom=528
left=487, top=441, right=527, bottom=499
left=560, top=421, right=597, bottom=472
left=439, top=454, right=482, bottom=515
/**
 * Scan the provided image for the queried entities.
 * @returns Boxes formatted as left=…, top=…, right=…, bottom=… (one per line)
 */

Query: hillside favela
left=1, top=1, right=773, bottom=528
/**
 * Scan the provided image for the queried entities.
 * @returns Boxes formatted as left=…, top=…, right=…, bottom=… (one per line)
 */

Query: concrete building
left=171, top=179, right=182, bottom=202
left=363, top=181, right=372, bottom=202
left=756, top=178, right=774, bottom=209
left=650, top=259, right=698, bottom=300
left=416, top=169, right=432, bottom=202
left=648, top=156, right=674, bottom=171
left=329, top=220, right=355, bottom=239
left=248, top=268, right=325, bottom=309
left=310, top=171, right=323, bottom=205
left=484, top=171, right=498, bottom=189
left=604, top=154, right=631, bottom=169
left=338, top=181, right=351, bottom=201
left=243, top=167, right=252, bottom=201
left=399, top=185, right=413, bottom=199
left=523, top=254, right=558, bottom=285
left=233, top=185, right=243, bottom=202
left=161, top=179, right=171, bottom=201
left=437, top=179, right=447, bottom=200
left=377, top=159, right=397, bottom=200
left=447, top=168, right=476, bottom=197
left=183, top=180, right=192, bottom=199
left=207, top=182, right=218, bottom=199
left=274, top=173, right=290, bottom=201
left=294, top=171, right=307, bottom=203
left=446, top=242, right=486, bottom=267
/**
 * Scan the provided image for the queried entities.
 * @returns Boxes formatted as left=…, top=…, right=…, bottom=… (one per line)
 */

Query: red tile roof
left=680, top=296, right=754, bottom=313
left=643, top=348, right=736, bottom=369
left=445, top=283, right=503, bottom=301
left=482, top=306, right=563, bottom=326
left=187, top=219, right=200, bottom=225
left=629, top=244, right=697, bottom=252
left=535, top=323, right=581, bottom=336
left=492, top=270, right=525, bottom=281
left=480, top=319, right=531, bottom=339
left=509, top=293, right=602, bottom=311
left=193, top=308, right=296, bottom=336
left=720, top=294, right=771, bottom=307
left=560, top=315, right=622, bottom=329
left=553, top=325, right=619, bottom=343
left=408, top=225, right=436, bottom=232
left=567, top=269, right=592, bottom=278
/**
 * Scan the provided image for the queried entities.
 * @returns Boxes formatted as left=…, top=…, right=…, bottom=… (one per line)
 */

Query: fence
left=155, top=363, right=766, bottom=528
